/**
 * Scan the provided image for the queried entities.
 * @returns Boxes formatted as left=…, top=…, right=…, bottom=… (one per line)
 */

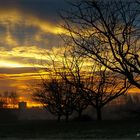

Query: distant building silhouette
left=0, top=101, right=5, bottom=108
left=18, top=102, right=27, bottom=110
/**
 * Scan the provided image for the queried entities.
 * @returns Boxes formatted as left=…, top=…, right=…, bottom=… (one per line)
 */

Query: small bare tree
left=34, top=79, right=63, bottom=122
left=33, top=78, right=74, bottom=122
left=83, top=66, right=130, bottom=120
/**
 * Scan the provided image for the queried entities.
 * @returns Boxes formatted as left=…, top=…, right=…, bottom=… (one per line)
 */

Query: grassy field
left=0, top=120, right=140, bottom=139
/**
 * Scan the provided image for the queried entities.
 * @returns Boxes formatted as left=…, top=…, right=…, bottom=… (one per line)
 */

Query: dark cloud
left=11, top=25, right=39, bottom=46
left=0, top=0, right=75, bottom=23
left=0, top=0, right=71, bottom=49
left=11, top=26, right=62, bottom=48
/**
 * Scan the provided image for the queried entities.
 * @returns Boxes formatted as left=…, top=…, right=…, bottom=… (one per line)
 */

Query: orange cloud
left=0, top=45, right=68, bottom=68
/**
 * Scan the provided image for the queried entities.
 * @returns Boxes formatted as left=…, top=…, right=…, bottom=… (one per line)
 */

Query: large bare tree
left=59, top=51, right=130, bottom=120
left=61, top=0, right=140, bottom=88
left=33, top=47, right=130, bottom=121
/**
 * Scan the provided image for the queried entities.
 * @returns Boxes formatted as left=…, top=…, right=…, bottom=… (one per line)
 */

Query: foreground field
left=0, top=120, right=140, bottom=139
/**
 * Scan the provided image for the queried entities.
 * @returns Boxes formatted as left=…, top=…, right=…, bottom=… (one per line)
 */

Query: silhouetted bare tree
left=34, top=47, right=130, bottom=121
left=84, top=66, right=130, bottom=120
left=33, top=78, right=74, bottom=122
left=57, top=50, right=89, bottom=120
left=59, top=51, right=130, bottom=120
left=61, top=0, right=140, bottom=88
left=33, top=50, right=89, bottom=121
left=34, top=79, right=63, bottom=122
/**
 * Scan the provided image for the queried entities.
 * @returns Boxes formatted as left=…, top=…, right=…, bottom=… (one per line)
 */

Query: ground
left=0, top=120, right=140, bottom=139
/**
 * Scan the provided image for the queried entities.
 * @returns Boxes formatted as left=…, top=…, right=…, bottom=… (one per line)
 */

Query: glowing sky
left=0, top=0, right=74, bottom=104
left=0, top=0, right=139, bottom=106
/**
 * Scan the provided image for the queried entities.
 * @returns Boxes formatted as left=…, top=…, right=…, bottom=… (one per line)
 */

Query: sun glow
left=0, top=61, right=27, bottom=68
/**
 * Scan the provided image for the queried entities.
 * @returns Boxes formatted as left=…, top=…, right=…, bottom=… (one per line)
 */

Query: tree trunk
left=96, top=107, right=102, bottom=121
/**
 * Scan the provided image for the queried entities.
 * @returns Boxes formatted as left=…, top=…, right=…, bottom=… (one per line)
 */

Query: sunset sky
left=0, top=0, right=75, bottom=105
left=0, top=0, right=139, bottom=107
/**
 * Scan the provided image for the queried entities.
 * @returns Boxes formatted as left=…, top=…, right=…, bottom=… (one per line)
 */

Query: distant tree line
left=0, top=91, right=18, bottom=109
